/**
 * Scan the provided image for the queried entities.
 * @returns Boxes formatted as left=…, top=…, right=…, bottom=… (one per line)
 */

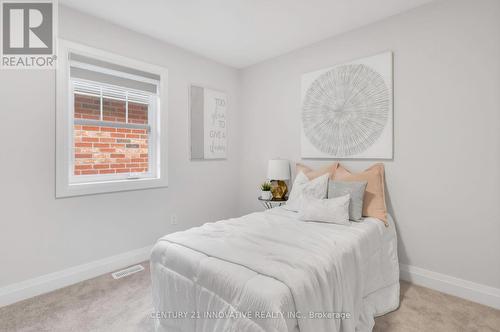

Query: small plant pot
left=261, top=191, right=272, bottom=200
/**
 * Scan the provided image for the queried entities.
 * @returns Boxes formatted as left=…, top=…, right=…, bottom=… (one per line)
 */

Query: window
left=71, top=78, right=154, bottom=182
left=56, top=40, right=168, bottom=197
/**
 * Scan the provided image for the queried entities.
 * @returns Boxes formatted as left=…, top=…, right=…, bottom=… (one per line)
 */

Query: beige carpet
left=1, top=262, right=499, bottom=332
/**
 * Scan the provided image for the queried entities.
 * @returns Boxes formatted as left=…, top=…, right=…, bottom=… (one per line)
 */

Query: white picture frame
left=190, top=85, right=227, bottom=160
left=301, top=52, right=393, bottom=159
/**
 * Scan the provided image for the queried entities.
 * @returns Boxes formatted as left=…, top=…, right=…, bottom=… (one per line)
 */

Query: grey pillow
left=328, top=180, right=367, bottom=221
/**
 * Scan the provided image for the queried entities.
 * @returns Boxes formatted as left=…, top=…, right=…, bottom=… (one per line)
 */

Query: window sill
left=56, top=176, right=168, bottom=198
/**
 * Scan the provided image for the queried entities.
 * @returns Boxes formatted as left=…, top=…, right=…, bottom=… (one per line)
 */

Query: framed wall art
left=301, top=52, right=393, bottom=159
left=190, top=85, right=227, bottom=160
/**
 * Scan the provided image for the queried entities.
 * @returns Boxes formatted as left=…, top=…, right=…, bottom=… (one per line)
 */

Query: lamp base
left=270, top=180, right=288, bottom=199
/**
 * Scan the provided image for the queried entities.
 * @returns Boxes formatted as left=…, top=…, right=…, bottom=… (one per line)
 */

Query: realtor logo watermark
left=1, top=0, right=57, bottom=69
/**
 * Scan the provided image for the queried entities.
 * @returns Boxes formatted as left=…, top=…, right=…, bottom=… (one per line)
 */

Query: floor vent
left=111, top=264, right=144, bottom=279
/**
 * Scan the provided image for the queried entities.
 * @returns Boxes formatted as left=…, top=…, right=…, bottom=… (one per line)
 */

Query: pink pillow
left=334, top=163, right=388, bottom=225
left=295, top=162, right=338, bottom=180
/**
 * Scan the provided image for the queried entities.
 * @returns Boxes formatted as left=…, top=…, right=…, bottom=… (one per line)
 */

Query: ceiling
left=60, top=0, right=435, bottom=68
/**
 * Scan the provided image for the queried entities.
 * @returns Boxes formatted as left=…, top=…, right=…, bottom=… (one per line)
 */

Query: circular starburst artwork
left=302, top=63, right=390, bottom=157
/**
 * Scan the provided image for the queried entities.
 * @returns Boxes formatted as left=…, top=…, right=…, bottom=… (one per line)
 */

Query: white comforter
left=151, top=208, right=399, bottom=332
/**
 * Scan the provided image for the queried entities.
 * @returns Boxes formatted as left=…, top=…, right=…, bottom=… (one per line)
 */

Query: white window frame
left=56, top=39, right=168, bottom=197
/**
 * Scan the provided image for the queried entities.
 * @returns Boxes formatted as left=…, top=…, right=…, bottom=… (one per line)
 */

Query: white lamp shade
left=267, top=159, right=290, bottom=180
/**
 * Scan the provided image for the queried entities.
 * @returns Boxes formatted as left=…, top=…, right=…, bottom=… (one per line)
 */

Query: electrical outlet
left=170, top=214, right=178, bottom=225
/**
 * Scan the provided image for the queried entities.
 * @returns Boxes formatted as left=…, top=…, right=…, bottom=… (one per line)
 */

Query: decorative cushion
left=334, top=163, right=388, bottom=225
left=328, top=180, right=367, bottom=221
left=296, top=162, right=338, bottom=180
left=285, top=172, right=329, bottom=212
left=298, top=194, right=350, bottom=225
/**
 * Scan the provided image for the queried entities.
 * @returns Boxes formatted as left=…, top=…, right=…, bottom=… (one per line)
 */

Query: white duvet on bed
left=150, top=208, right=399, bottom=332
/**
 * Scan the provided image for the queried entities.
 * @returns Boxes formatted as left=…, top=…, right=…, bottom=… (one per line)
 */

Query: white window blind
left=72, top=80, right=151, bottom=105
left=69, top=52, right=160, bottom=94
left=70, top=52, right=159, bottom=125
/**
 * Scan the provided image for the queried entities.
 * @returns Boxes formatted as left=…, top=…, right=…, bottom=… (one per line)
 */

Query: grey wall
left=0, top=6, right=241, bottom=287
left=237, top=0, right=500, bottom=288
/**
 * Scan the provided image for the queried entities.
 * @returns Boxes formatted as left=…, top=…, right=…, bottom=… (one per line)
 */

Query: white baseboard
left=0, top=245, right=153, bottom=307
left=400, top=263, right=500, bottom=310
left=2, top=250, right=499, bottom=311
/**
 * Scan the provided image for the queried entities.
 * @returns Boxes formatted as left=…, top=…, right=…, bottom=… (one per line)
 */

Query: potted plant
left=260, top=182, right=272, bottom=200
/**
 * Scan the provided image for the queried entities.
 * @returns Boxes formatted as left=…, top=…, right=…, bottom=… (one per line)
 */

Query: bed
left=150, top=207, right=399, bottom=332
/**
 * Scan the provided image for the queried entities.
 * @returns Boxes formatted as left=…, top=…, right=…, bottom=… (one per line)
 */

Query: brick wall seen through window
left=73, top=94, right=149, bottom=176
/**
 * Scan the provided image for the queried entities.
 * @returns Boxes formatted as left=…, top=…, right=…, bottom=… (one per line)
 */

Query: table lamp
left=267, top=159, right=290, bottom=199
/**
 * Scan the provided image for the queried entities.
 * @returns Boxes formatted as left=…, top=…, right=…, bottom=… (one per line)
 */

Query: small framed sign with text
left=190, top=85, right=227, bottom=160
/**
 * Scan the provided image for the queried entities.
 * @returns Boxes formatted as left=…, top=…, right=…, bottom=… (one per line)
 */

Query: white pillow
left=285, top=172, right=329, bottom=212
left=298, top=194, right=351, bottom=225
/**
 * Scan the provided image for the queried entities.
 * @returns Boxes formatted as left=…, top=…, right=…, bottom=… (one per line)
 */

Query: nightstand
left=258, top=196, right=288, bottom=210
